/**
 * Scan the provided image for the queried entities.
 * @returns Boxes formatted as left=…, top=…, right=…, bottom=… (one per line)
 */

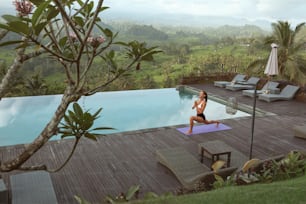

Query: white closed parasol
left=264, top=43, right=279, bottom=91
left=264, top=43, right=279, bottom=76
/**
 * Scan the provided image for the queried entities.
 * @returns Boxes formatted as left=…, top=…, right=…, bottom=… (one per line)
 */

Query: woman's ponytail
left=203, top=90, right=208, bottom=102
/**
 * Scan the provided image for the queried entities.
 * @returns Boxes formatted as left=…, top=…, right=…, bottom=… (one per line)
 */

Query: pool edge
left=176, top=85, right=276, bottom=117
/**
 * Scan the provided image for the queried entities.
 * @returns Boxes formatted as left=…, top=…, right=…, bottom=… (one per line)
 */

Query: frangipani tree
left=0, top=0, right=161, bottom=172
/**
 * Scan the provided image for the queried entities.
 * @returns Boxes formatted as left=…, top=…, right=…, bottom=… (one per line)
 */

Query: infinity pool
left=0, top=88, right=249, bottom=146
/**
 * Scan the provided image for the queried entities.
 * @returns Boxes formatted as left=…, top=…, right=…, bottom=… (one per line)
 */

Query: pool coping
left=176, top=85, right=276, bottom=117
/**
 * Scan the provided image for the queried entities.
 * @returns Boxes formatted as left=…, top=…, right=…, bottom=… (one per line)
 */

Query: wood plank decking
left=1, top=83, right=306, bottom=204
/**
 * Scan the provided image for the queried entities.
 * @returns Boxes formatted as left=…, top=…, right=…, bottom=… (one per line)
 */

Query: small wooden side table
left=199, top=140, right=232, bottom=169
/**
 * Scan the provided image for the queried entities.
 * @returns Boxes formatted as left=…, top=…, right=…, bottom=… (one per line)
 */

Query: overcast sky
left=105, top=0, right=306, bottom=23
left=1, top=0, right=305, bottom=25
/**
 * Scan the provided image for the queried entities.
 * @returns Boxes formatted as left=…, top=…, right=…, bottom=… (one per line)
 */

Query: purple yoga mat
left=176, top=123, right=231, bottom=135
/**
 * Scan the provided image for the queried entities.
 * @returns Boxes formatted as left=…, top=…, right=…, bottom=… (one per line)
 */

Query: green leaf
left=126, top=185, right=140, bottom=201
left=73, top=16, right=84, bottom=27
left=32, top=0, right=51, bottom=26
left=59, top=36, right=68, bottom=48
left=112, top=32, right=119, bottom=39
left=7, top=21, right=30, bottom=35
left=144, top=192, right=159, bottom=199
left=88, top=1, right=94, bottom=12
left=2, top=15, right=21, bottom=23
left=94, top=17, right=101, bottom=22
left=58, top=124, right=70, bottom=130
left=60, top=132, right=75, bottom=139
left=141, top=54, right=154, bottom=61
left=76, top=0, right=84, bottom=7
left=34, top=21, right=48, bottom=36
left=84, top=132, right=97, bottom=141
left=81, top=113, right=94, bottom=130
left=46, top=7, right=59, bottom=21
left=30, top=0, right=45, bottom=6
left=74, top=195, right=91, bottom=204
left=104, top=196, right=116, bottom=204
left=73, top=103, right=84, bottom=118
left=85, top=1, right=94, bottom=14
left=99, top=6, right=109, bottom=12
left=62, top=50, right=74, bottom=59
left=68, top=110, right=80, bottom=125
left=63, top=114, right=73, bottom=127
left=59, top=103, right=108, bottom=142
left=109, top=50, right=115, bottom=58
left=92, top=127, right=114, bottom=131
left=102, top=28, right=113, bottom=38
left=58, top=130, right=73, bottom=135
left=64, top=113, right=73, bottom=123
left=214, top=174, right=225, bottom=183
left=114, top=41, right=128, bottom=46
left=0, top=23, right=10, bottom=31
left=142, top=50, right=163, bottom=61
left=92, top=108, right=102, bottom=118
left=0, top=40, right=24, bottom=47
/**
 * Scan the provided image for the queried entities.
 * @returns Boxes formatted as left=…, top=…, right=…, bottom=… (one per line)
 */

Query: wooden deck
left=1, top=83, right=306, bottom=204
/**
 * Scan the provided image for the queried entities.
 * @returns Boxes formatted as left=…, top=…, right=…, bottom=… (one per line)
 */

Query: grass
left=133, top=175, right=306, bottom=204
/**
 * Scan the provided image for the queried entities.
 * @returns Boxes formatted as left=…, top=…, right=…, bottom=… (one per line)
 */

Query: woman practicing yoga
left=186, top=90, right=219, bottom=134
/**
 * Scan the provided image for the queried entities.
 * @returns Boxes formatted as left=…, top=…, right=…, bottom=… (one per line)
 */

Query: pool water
left=0, top=88, right=249, bottom=146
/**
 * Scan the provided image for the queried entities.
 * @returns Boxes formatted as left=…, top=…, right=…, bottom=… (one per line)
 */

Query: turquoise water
left=0, top=88, right=249, bottom=146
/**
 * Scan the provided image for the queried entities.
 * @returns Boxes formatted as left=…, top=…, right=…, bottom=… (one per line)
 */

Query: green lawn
left=133, top=175, right=306, bottom=204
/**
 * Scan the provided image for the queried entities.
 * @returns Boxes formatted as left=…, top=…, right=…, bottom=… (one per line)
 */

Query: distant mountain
left=209, top=25, right=268, bottom=38
left=0, top=6, right=272, bottom=32
left=102, top=11, right=273, bottom=31
left=125, top=25, right=168, bottom=40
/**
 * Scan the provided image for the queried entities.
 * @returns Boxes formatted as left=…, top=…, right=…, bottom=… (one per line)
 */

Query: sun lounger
left=214, top=74, right=246, bottom=88
left=10, top=171, right=58, bottom=204
left=242, top=81, right=280, bottom=97
left=293, top=124, right=306, bottom=139
left=156, top=147, right=237, bottom=190
left=258, top=85, right=300, bottom=102
left=226, top=77, right=260, bottom=91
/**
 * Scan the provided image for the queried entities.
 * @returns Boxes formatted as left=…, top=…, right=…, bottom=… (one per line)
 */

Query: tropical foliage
left=258, top=151, right=306, bottom=182
left=213, top=150, right=306, bottom=189
left=0, top=0, right=161, bottom=172
left=24, top=72, right=48, bottom=95
left=248, top=21, right=306, bottom=85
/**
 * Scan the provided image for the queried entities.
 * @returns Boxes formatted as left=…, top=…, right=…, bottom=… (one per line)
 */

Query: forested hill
left=3, top=20, right=306, bottom=97
left=0, top=20, right=267, bottom=43
left=125, top=25, right=169, bottom=40
left=0, top=21, right=270, bottom=97
left=107, top=21, right=268, bottom=41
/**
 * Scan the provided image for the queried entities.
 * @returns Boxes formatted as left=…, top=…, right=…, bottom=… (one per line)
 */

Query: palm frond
left=247, top=58, right=267, bottom=76
left=257, top=20, right=306, bottom=85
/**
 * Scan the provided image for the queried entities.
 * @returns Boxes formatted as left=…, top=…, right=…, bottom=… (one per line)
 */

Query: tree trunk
left=0, top=87, right=81, bottom=172
left=0, top=45, right=26, bottom=99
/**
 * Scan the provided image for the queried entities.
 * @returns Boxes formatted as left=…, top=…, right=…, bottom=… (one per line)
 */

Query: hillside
left=3, top=20, right=305, bottom=97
